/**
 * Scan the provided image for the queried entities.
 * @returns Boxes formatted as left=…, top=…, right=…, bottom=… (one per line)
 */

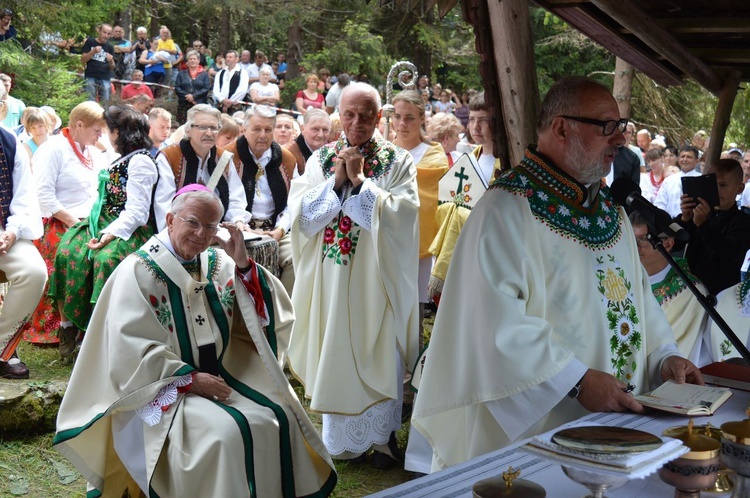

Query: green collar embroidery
left=491, top=147, right=622, bottom=249
left=317, top=135, right=398, bottom=181
left=737, top=279, right=750, bottom=311
left=651, top=258, right=700, bottom=305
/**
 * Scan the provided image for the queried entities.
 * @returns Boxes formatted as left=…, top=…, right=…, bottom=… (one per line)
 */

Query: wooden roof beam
left=589, top=0, right=722, bottom=94
left=705, top=70, right=742, bottom=174
left=537, top=3, right=685, bottom=87
left=656, top=18, right=750, bottom=34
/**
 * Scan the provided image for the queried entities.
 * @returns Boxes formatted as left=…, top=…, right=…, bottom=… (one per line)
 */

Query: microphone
left=610, top=178, right=689, bottom=241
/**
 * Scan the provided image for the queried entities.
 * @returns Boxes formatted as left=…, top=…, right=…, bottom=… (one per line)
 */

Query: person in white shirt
left=654, top=145, right=701, bottom=217
left=248, top=67, right=280, bottom=106
left=224, top=105, right=299, bottom=294
left=0, top=83, right=46, bottom=379
left=212, top=50, right=249, bottom=114
left=741, top=151, right=750, bottom=208
left=153, top=104, right=249, bottom=232
left=245, top=50, right=276, bottom=84
left=32, top=102, right=109, bottom=351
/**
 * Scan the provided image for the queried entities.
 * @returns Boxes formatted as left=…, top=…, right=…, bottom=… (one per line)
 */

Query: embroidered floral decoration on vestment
left=491, top=148, right=621, bottom=249
left=596, top=254, right=642, bottom=382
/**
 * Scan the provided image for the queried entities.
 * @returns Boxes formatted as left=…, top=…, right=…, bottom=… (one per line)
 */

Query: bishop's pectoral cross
left=454, top=166, right=469, bottom=193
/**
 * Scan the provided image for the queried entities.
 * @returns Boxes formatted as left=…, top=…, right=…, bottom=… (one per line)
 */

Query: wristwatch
left=567, top=376, right=584, bottom=399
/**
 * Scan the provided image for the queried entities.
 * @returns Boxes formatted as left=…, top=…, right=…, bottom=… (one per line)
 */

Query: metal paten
left=720, top=408, right=750, bottom=498
left=382, top=61, right=418, bottom=140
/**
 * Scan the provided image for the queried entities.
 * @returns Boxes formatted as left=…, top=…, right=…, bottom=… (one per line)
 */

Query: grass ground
left=0, top=314, right=433, bottom=498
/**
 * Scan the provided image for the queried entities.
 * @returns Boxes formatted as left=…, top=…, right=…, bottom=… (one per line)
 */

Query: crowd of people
left=2, top=16, right=750, bottom=498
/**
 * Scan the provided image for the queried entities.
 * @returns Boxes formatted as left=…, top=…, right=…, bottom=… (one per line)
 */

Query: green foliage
left=300, top=18, right=391, bottom=87
left=530, top=7, right=615, bottom=98
left=4, top=0, right=129, bottom=42
left=0, top=40, right=86, bottom=124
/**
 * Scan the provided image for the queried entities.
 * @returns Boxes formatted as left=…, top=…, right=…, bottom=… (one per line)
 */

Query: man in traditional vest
left=285, top=108, right=331, bottom=176
left=0, top=84, right=47, bottom=378
left=212, top=50, right=249, bottom=114
left=153, top=104, right=249, bottom=232
left=224, top=106, right=298, bottom=295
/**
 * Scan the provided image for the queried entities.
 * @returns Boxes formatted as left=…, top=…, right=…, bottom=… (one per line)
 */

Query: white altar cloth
left=369, top=389, right=750, bottom=497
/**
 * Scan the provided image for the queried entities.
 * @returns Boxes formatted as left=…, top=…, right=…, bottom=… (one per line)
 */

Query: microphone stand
left=646, top=231, right=750, bottom=363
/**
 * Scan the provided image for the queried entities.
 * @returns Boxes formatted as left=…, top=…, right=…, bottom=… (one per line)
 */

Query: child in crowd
left=679, top=158, right=750, bottom=295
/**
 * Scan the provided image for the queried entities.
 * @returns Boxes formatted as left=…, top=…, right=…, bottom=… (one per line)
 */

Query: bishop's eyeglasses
left=176, top=216, right=219, bottom=235
left=559, top=116, right=629, bottom=136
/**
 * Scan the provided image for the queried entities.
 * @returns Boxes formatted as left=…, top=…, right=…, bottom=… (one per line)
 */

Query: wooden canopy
left=380, top=0, right=750, bottom=169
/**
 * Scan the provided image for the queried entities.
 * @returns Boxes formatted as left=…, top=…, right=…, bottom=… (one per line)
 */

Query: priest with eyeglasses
left=54, top=184, right=337, bottom=497
left=411, top=76, right=703, bottom=472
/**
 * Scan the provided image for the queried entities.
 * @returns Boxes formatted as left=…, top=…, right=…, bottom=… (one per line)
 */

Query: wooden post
left=704, top=70, right=741, bottom=175
left=613, top=57, right=633, bottom=119
left=486, top=0, right=539, bottom=166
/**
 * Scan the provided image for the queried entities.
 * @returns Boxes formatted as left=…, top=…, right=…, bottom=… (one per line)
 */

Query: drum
left=245, top=234, right=280, bottom=277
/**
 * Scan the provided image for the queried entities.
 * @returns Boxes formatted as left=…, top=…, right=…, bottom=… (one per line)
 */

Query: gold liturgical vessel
left=472, top=466, right=546, bottom=498
left=660, top=420, right=721, bottom=497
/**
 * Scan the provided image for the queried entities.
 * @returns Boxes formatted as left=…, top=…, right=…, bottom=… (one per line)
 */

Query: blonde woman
left=273, top=113, right=297, bottom=146
left=25, top=102, right=108, bottom=348
left=20, top=107, right=53, bottom=161
left=426, top=112, right=464, bottom=166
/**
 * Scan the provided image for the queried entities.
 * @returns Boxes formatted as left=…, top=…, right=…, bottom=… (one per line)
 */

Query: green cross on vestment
left=454, top=166, right=469, bottom=193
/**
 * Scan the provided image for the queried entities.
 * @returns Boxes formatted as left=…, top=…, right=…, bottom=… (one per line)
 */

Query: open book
left=633, top=380, right=732, bottom=415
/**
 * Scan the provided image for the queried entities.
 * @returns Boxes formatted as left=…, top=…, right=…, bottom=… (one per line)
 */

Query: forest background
left=1, top=0, right=749, bottom=149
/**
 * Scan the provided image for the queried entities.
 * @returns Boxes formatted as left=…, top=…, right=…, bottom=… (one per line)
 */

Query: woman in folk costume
left=24, top=102, right=108, bottom=348
left=54, top=187, right=336, bottom=497
left=50, top=105, right=158, bottom=357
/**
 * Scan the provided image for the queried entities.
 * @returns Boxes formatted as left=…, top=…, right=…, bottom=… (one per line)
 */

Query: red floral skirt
left=22, top=218, right=67, bottom=344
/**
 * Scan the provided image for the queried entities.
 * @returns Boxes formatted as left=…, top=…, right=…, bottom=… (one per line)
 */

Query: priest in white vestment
left=632, top=213, right=750, bottom=366
left=54, top=187, right=336, bottom=497
left=412, top=76, right=703, bottom=472
left=631, top=213, right=711, bottom=365
left=288, top=82, right=420, bottom=468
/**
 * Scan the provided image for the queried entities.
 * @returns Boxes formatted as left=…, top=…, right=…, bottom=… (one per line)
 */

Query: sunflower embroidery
left=596, top=255, right=642, bottom=381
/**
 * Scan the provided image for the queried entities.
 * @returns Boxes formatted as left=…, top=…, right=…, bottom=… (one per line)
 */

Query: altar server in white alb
left=287, top=82, right=420, bottom=468
left=412, top=76, right=703, bottom=471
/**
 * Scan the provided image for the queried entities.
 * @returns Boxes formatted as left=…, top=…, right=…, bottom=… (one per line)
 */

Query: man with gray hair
left=287, top=82, right=420, bottom=468
left=153, top=104, right=249, bottom=231
left=412, top=76, right=702, bottom=471
left=132, top=26, right=151, bottom=74
left=285, top=108, right=331, bottom=175
left=224, top=106, right=298, bottom=294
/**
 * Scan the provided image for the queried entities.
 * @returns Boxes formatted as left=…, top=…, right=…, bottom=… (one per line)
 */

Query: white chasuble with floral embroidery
left=287, top=136, right=420, bottom=416
left=412, top=147, right=677, bottom=469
